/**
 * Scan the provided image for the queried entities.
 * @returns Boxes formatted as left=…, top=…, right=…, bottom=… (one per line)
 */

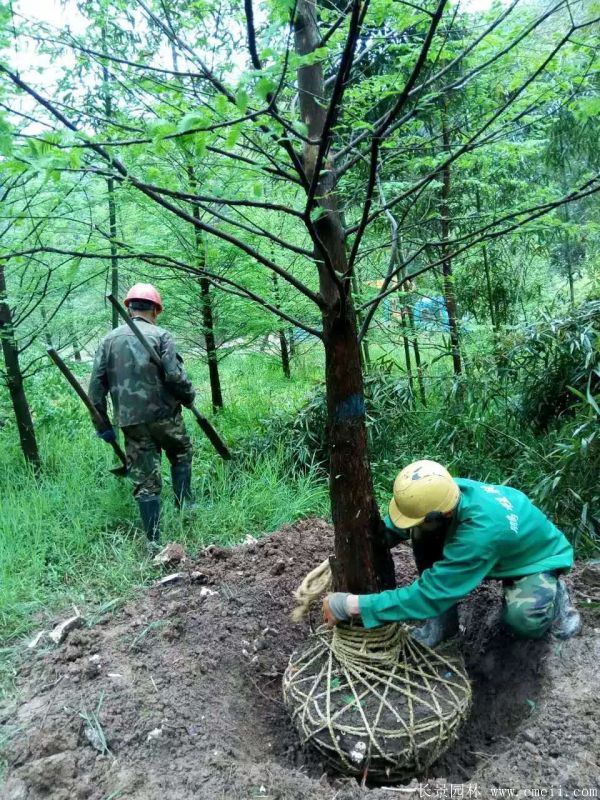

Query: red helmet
left=124, top=283, right=163, bottom=313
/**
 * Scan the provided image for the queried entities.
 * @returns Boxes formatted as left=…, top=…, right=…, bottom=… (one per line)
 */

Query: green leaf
left=176, top=112, right=209, bottom=134
left=255, top=77, right=276, bottom=102
left=0, top=159, right=27, bottom=175
left=225, top=124, right=241, bottom=149
left=215, top=94, right=229, bottom=115
left=235, top=90, right=249, bottom=114
left=194, top=133, right=208, bottom=158
left=148, top=119, right=177, bottom=141
left=69, top=148, right=82, bottom=169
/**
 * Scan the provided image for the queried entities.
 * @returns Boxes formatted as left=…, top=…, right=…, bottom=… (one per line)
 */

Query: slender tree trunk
left=475, top=189, right=497, bottom=331
left=40, top=306, right=53, bottom=348
left=288, top=327, right=296, bottom=358
left=351, top=272, right=370, bottom=369
left=200, top=275, right=223, bottom=410
left=559, top=129, right=575, bottom=308
left=102, top=28, right=119, bottom=328
left=0, top=263, right=40, bottom=470
left=70, top=324, right=82, bottom=361
left=271, top=273, right=291, bottom=378
left=406, top=302, right=426, bottom=406
left=400, top=311, right=415, bottom=398
left=187, top=167, right=224, bottom=411
left=107, top=177, right=119, bottom=328
left=295, top=0, right=395, bottom=594
left=440, top=105, right=462, bottom=376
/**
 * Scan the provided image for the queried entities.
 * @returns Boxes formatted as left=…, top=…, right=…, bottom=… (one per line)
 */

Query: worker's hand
left=96, top=427, right=117, bottom=443
left=323, top=593, right=360, bottom=626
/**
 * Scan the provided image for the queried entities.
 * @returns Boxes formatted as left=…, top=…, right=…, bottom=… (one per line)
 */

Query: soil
left=1, top=519, right=599, bottom=800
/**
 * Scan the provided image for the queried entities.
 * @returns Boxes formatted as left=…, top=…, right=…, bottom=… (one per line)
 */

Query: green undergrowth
left=0, top=350, right=327, bottom=649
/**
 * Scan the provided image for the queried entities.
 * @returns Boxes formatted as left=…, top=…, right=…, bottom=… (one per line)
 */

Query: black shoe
left=171, top=462, right=197, bottom=511
left=137, top=494, right=161, bottom=542
left=411, top=605, right=459, bottom=648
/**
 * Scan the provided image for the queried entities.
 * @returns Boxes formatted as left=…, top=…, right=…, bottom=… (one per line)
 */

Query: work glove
left=323, top=593, right=360, bottom=625
left=96, top=427, right=117, bottom=444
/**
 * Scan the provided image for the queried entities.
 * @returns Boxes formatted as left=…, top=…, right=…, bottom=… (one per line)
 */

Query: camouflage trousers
left=122, top=411, right=193, bottom=499
left=501, top=572, right=558, bottom=639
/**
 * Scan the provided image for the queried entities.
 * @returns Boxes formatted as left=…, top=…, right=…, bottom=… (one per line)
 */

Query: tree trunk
left=402, top=281, right=427, bottom=406
left=102, top=28, right=119, bottom=328
left=40, top=306, right=54, bottom=348
left=187, top=166, right=224, bottom=411
left=295, top=0, right=395, bottom=595
left=559, top=128, right=575, bottom=308
left=475, top=188, right=497, bottom=330
left=400, top=311, right=415, bottom=399
left=405, top=295, right=426, bottom=406
left=279, top=329, right=291, bottom=378
left=271, top=273, right=291, bottom=378
left=440, top=105, right=462, bottom=376
left=0, top=263, right=40, bottom=470
left=200, top=274, right=224, bottom=411
left=107, top=177, right=119, bottom=329
left=351, top=272, right=370, bottom=369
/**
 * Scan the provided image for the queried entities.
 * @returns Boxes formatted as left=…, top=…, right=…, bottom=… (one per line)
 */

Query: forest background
left=0, top=0, right=598, bottom=678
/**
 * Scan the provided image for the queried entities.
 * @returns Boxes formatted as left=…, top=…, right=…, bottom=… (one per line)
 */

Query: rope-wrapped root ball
left=283, top=623, right=471, bottom=782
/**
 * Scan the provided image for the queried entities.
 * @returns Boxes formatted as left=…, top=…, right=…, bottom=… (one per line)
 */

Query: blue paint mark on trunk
left=334, top=393, right=365, bottom=421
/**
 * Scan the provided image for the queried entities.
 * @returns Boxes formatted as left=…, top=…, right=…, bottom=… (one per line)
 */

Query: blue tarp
left=413, top=297, right=450, bottom=331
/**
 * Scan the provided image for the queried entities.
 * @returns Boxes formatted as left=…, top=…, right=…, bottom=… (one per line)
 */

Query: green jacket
left=360, top=478, right=574, bottom=628
left=89, top=318, right=195, bottom=428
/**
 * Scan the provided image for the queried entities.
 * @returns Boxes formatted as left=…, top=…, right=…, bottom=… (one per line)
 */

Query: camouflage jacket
left=89, top=317, right=196, bottom=427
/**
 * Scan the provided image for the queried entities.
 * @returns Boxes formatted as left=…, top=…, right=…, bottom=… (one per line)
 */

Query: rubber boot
left=552, top=579, right=581, bottom=640
left=137, top=494, right=161, bottom=544
left=171, top=462, right=197, bottom=511
left=411, top=605, right=459, bottom=648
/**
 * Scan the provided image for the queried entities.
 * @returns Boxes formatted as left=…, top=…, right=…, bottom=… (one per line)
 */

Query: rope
left=291, top=558, right=332, bottom=621
left=285, top=564, right=472, bottom=781
left=284, top=623, right=471, bottom=780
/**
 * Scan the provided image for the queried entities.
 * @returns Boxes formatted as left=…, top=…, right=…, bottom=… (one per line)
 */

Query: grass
left=0, top=346, right=328, bottom=649
left=1, top=308, right=598, bottom=660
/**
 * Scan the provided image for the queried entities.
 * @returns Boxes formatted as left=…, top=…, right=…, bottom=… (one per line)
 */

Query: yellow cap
left=388, top=459, right=460, bottom=529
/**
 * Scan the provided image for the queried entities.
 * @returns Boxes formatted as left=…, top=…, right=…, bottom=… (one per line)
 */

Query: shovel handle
left=47, top=348, right=128, bottom=470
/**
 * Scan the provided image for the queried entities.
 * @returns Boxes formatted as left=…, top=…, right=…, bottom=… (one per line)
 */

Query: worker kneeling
left=324, top=460, right=581, bottom=645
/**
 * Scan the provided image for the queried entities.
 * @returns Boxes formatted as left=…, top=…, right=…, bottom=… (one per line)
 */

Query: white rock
left=28, top=631, right=48, bottom=649
left=199, top=586, right=217, bottom=597
left=49, top=614, right=85, bottom=645
left=147, top=728, right=162, bottom=742
left=155, top=573, right=184, bottom=586
left=348, top=740, right=367, bottom=765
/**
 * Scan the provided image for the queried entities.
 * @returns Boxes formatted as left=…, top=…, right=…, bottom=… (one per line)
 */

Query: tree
left=1, top=0, right=598, bottom=591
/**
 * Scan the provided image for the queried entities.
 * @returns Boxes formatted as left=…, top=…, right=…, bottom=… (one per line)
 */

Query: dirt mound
left=1, top=519, right=599, bottom=799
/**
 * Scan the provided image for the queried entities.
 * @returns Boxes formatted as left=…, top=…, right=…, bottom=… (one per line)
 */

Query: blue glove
left=97, top=428, right=117, bottom=443
left=323, top=593, right=351, bottom=624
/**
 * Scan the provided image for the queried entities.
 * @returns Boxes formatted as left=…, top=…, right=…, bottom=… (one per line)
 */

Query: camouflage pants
left=502, top=572, right=558, bottom=639
left=122, top=412, right=193, bottom=499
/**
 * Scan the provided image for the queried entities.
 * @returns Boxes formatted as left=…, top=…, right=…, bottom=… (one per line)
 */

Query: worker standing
left=323, top=460, right=581, bottom=643
left=89, top=283, right=196, bottom=545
